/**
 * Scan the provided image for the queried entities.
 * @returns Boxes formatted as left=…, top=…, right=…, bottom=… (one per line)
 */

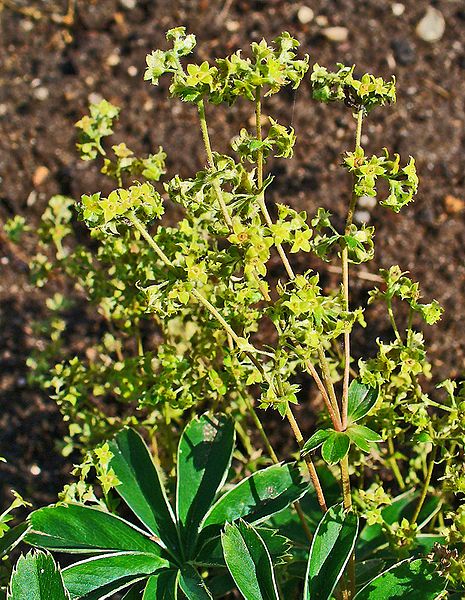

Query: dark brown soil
left=1, top=0, right=465, bottom=508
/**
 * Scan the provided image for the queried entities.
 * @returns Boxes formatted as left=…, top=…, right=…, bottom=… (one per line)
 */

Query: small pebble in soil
left=33, top=87, right=49, bottom=101
left=88, top=92, right=103, bottom=105
left=128, top=65, right=138, bottom=77
left=30, top=464, right=41, bottom=476
left=391, top=38, right=416, bottom=65
left=416, top=7, right=445, bottom=43
left=322, top=27, right=348, bottom=42
left=20, top=19, right=34, bottom=32
left=358, top=195, right=377, bottom=210
left=354, top=209, right=371, bottom=224
left=297, top=5, right=314, bottom=24
left=315, top=15, right=328, bottom=27
left=33, top=166, right=50, bottom=187
left=225, top=20, right=240, bottom=32
left=392, top=3, right=405, bottom=16
left=120, top=0, right=137, bottom=8
left=106, top=52, right=120, bottom=67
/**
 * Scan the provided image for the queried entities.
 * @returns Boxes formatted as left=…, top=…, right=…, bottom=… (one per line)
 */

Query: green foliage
left=8, top=551, right=69, bottom=600
left=304, top=504, right=359, bottom=600
left=311, top=63, right=396, bottom=112
left=6, top=26, right=464, bottom=600
left=23, top=414, right=305, bottom=598
left=222, top=521, right=279, bottom=600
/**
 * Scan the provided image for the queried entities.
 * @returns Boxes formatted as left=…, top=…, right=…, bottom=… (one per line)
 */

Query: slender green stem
left=197, top=99, right=215, bottom=168
left=286, top=405, right=328, bottom=511
left=254, top=87, right=295, bottom=280
left=129, top=213, right=174, bottom=267
left=341, top=109, right=364, bottom=431
left=411, top=446, right=437, bottom=525
left=387, top=299, right=402, bottom=342
left=387, top=437, right=405, bottom=490
left=340, top=455, right=352, bottom=510
left=197, top=99, right=233, bottom=229
left=306, top=360, right=342, bottom=431
left=338, top=110, right=364, bottom=600
left=317, top=345, right=340, bottom=418
left=244, top=395, right=279, bottom=462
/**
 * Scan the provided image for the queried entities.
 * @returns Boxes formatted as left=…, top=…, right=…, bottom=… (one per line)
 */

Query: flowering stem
left=306, top=360, right=342, bottom=431
left=411, top=446, right=437, bottom=525
left=341, top=109, right=364, bottom=430
left=254, top=87, right=295, bottom=280
left=197, top=99, right=233, bottom=229
left=286, top=405, right=328, bottom=511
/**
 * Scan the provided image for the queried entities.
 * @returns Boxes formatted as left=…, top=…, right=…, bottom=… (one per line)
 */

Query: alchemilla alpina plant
left=4, top=27, right=465, bottom=600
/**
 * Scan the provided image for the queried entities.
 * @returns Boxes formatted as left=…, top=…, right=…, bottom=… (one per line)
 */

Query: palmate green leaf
left=109, top=428, right=180, bottom=555
left=304, top=504, right=359, bottom=600
left=178, top=565, right=213, bottom=600
left=8, top=550, right=69, bottom=600
left=143, top=571, right=178, bottom=599
left=196, top=527, right=292, bottom=568
left=321, top=432, right=350, bottom=465
left=26, top=504, right=161, bottom=555
left=354, top=558, right=446, bottom=599
left=62, top=551, right=169, bottom=600
left=176, top=413, right=235, bottom=553
left=222, top=521, right=279, bottom=600
left=201, top=462, right=308, bottom=535
left=301, top=429, right=331, bottom=455
left=346, top=425, right=382, bottom=453
left=347, top=380, right=378, bottom=424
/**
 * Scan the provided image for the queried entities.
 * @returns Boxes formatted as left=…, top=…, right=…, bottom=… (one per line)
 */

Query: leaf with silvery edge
left=346, top=425, right=382, bottom=453
left=178, top=564, right=213, bottom=600
left=0, top=522, right=29, bottom=558
left=321, top=432, right=350, bottom=465
left=196, top=526, right=292, bottom=568
left=222, top=521, right=279, bottom=600
left=26, top=504, right=162, bottom=555
left=8, top=550, right=70, bottom=600
left=61, top=551, right=169, bottom=600
left=143, top=571, right=179, bottom=599
left=304, top=504, right=359, bottom=600
left=347, top=380, right=379, bottom=424
left=109, top=428, right=180, bottom=556
left=200, top=462, right=308, bottom=536
left=353, top=558, right=446, bottom=599
left=301, top=429, right=332, bottom=456
left=176, top=413, right=235, bottom=555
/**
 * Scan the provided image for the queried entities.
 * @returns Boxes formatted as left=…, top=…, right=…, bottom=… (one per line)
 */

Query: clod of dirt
left=416, top=7, right=446, bottom=43
left=391, top=38, right=416, bottom=66
left=444, top=194, right=465, bottom=215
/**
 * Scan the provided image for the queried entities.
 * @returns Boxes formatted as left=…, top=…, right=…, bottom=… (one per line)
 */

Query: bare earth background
left=0, top=0, right=464, bottom=507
